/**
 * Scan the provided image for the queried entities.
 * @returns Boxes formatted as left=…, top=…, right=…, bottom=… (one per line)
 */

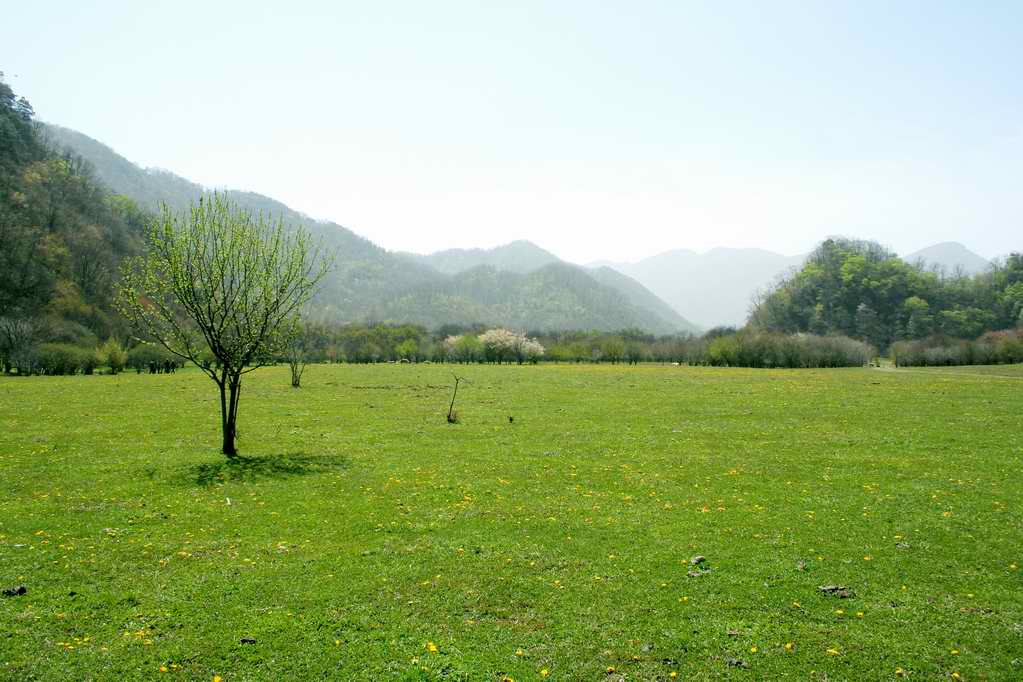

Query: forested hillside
left=10, top=78, right=1015, bottom=362
left=400, top=240, right=700, bottom=332
left=399, top=240, right=561, bottom=275
left=43, top=123, right=691, bottom=334
left=366, top=262, right=687, bottom=332
left=750, top=238, right=1023, bottom=350
left=0, top=75, right=147, bottom=370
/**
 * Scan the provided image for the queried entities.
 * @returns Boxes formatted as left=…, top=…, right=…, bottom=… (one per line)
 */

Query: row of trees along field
left=286, top=322, right=874, bottom=369
left=2, top=72, right=1021, bottom=381
left=891, top=329, right=1023, bottom=367
left=750, top=238, right=1023, bottom=350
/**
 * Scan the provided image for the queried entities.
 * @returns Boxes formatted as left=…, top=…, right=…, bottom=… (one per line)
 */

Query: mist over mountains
left=43, top=124, right=698, bottom=335
left=593, top=242, right=992, bottom=329
left=903, top=242, right=992, bottom=276
left=42, top=124, right=995, bottom=334
left=592, top=248, right=806, bottom=329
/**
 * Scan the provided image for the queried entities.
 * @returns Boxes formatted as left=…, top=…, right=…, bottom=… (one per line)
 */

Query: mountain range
left=42, top=124, right=995, bottom=333
left=592, top=242, right=992, bottom=329
left=43, top=124, right=698, bottom=335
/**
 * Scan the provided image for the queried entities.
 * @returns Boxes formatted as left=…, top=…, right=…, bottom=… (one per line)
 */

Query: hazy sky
left=3, top=1, right=1020, bottom=263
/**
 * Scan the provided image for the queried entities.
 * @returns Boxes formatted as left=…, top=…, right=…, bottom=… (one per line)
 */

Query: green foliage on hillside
left=0, top=75, right=146, bottom=352
left=587, top=265, right=698, bottom=333
left=401, top=241, right=701, bottom=333
left=44, top=123, right=691, bottom=334
left=399, top=239, right=561, bottom=275
left=751, top=238, right=1023, bottom=349
left=364, top=263, right=683, bottom=333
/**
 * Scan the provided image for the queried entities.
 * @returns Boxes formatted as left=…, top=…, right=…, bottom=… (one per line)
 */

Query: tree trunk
left=218, top=374, right=241, bottom=458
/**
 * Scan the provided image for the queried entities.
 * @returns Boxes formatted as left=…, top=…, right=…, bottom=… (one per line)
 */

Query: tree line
left=891, top=329, right=1023, bottom=367
left=2, top=74, right=1019, bottom=381
left=281, top=322, right=872, bottom=369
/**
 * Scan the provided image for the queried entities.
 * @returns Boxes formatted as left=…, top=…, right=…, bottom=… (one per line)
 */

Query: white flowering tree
left=478, top=328, right=518, bottom=364
left=519, top=337, right=546, bottom=364
left=478, top=328, right=545, bottom=364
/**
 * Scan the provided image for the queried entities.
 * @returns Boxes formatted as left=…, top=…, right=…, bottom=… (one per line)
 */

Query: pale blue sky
left=3, top=1, right=1020, bottom=262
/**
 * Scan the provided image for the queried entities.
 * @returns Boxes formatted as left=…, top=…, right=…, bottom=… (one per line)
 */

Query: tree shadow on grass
left=183, top=452, right=349, bottom=487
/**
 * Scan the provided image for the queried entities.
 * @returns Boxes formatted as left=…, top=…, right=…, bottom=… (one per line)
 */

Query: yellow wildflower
left=427, top=641, right=438, bottom=653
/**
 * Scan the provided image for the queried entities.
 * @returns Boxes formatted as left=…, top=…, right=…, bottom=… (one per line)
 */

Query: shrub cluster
left=34, top=343, right=93, bottom=375
left=126, top=343, right=179, bottom=372
left=891, top=329, right=1023, bottom=367
left=12, top=338, right=132, bottom=376
left=686, top=331, right=874, bottom=368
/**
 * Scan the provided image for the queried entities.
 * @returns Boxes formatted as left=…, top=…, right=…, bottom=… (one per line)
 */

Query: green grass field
left=2, top=364, right=1021, bottom=680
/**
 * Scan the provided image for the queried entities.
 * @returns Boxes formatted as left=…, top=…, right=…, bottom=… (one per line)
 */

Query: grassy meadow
left=1, top=363, right=1021, bottom=680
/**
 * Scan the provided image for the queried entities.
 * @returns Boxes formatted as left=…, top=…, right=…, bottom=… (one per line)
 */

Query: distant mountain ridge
left=368, top=261, right=699, bottom=332
left=402, top=241, right=700, bottom=332
left=903, top=242, right=991, bottom=275
left=42, top=125, right=995, bottom=333
left=597, top=241, right=994, bottom=329
left=43, top=124, right=695, bottom=335
left=400, top=240, right=561, bottom=275
left=597, top=248, right=806, bottom=329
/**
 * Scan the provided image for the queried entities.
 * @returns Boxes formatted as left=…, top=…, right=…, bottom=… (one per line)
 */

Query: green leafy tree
left=452, top=334, right=482, bottom=363
left=285, top=320, right=312, bottom=388
left=395, top=338, right=419, bottom=362
left=99, top=337, right=127, bottom=374
left=902, top=296, right=933, bottom=338
left=118, top=194, right=331, bottom=457
left=1001, top=282, right=1023, bottom=328
left=600, top=337, right=625, bottom=364
left=855, top=303, right=884, bottom=349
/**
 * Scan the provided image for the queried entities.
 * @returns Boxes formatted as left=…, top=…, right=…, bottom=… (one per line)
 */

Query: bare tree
left=447, top=374, right=465, bottom=423
left=0, top=316, right=43, bottom=374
